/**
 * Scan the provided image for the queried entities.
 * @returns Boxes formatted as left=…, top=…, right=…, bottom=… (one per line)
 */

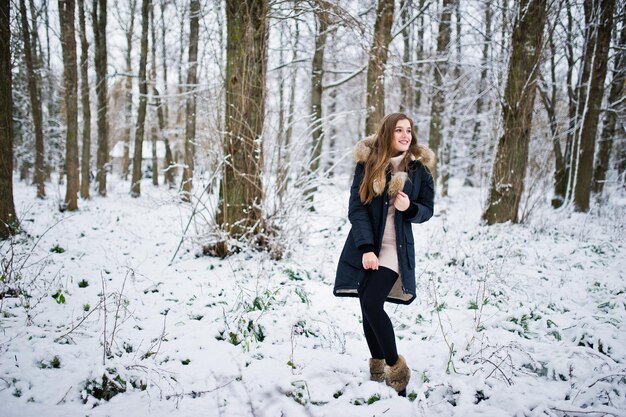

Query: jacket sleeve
left=402, top=165, right=434, bottom=224
left=348, top=163, right=375, bottom=251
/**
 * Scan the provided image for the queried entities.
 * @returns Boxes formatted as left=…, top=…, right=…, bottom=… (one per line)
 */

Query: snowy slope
left=1, top=176, right=624, bottom=417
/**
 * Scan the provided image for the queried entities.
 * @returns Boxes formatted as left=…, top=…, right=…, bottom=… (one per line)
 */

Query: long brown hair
left=359, top=113, right=418, bottom=204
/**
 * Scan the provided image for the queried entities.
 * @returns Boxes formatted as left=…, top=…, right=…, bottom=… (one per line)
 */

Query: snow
left=1, top=175, right=625, bottom=417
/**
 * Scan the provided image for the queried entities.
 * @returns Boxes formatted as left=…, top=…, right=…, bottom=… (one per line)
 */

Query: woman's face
left=392, top=119, right=412, bottom=154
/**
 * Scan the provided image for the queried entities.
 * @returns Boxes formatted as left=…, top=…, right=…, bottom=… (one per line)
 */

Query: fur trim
left=353, top=135, right=377, bottom=163
left=384, top=355, right=411, bottom=393
left=388, top=171, right=408, bottom=197
left=353, top=136, right=436, bottom=172
left=369, top=358, right=385, bottom=383
left=415, top=144, right=436, bottom=172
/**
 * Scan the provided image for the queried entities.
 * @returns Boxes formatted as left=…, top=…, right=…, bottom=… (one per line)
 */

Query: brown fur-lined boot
left=369, top=358, right=385, bottom=382
left=384, top=355, right=410, bottom=396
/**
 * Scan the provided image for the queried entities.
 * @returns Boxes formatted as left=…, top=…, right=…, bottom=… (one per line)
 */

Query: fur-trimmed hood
left=353, top=135, right=436, bottom=197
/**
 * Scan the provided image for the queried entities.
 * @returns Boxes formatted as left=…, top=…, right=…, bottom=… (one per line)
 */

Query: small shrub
left=366, top=394, right=380, bottom=405
left=50, top=244, right=65, bottom=254
left=78, top=279, right=89, bottom=288
left=51, top=290, right=66, bottom=304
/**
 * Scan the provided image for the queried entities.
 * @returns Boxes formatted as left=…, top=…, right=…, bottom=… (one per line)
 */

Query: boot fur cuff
left=369, top=358, right=385, bottom=382
left=384, top=355, right=410, bottom=392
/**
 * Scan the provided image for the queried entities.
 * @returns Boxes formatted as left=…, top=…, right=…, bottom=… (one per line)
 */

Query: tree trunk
left=58, top=0, right=79, bottom=211
left=122, top=0, right=137, bottom=180
left=93, top=0, right=108, bottom=196
left=0, top=0, right=18, bottom=238
left=305, top=9, right=328, bottom=204
left=19, top=0, right=45, bottom=198
left=130, top=0, right=150, bottom=197
left=180, top=0, right=199, bottom=201
left=365, top=0, right=394, bottom=135
left=555, top=0, right=576, bottom=208
left=538, top=35, right=566, bottom=209
left=414, top=0, right=426, bottom=110
left=441, top=0, right=462, bottom=197
left=428, top=0, right=453, bottom=185
left=151, top=125, right=158, bottom=185
left=572, top=0, right=615, bottom=212
left=465, top=0, right=491, bottom=187
left=482, top=0, right=547, bottom=225
left=278, top=17, right=299, bottom=203
left=159, top=0, right=169, bottom=126
left=592, top=12, right=625, bottom=195
left=216, top=0, right=268, bottom=242
left=150, top=2, right=159, bottom=187
left=399, top=0, right=411, bottom=112
left=78, top=0, right=91, bottom=199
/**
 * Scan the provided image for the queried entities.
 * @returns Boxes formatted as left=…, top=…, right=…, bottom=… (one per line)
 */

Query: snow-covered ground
left=1, top=175, right=625, bottom=417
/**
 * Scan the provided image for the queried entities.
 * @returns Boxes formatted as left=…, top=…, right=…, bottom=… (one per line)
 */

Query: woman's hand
left=394, top=191, right=410, bottom=212
left=362, top=252, right=379, bottom=270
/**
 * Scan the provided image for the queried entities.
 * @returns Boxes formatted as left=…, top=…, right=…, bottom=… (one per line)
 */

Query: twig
left=101, top=272, right=107, bottom=365
left=55, top=299, right=104, bottom=341
left=169, top=161, right=223, bottom=265
left=165, top=378, right=235, bottom=400
left=56, top=385, right=73, bottom=405
left=550, top=406, right=626, bottom=417
left=108, top=270, right=130, bottom=351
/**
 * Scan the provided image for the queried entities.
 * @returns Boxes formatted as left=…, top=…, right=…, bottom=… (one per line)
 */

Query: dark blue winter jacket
left=334, top=141, right=435, bottom=304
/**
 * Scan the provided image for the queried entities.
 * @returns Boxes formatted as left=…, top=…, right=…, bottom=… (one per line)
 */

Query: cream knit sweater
left=378, top=154, right=405, bottom=274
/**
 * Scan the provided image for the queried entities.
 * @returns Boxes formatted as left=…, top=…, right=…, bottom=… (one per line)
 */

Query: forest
left=0, top=0, right=624, bottom=416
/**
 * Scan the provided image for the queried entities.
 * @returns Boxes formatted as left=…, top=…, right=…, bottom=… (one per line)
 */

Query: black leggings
left=358, top=266, right=399, bottom=366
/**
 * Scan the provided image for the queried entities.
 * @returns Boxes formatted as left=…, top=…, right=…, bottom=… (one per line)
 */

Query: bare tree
left=130, top=0, right=151, bottom=197
left=215, top=0, right=268, bottom=249
left=58, top=0, right=79, bottom=210
left=121, top=0, right=137, bottom=180
left=149, top=2, right=159, bottom=186
left=593, top=10, right=625, bottom=196
left=93, top=0, right=108, bottom=196
left=365, top=0, right=394, bottom=135
left=19, top=0, right=45, bottom=198
left=399, top=0, right=412, bottom=112
left=0, top=0, right=17, bottom=238
left=465, top=0, right=491, bottom=187
left=414, top=0, right=427, bottom=110
left=428, top=0, right=453, bottom=185
left=78, top=0, right=91, bottom=199
left=482, top=0, right=547, bottom=225
left=305, top=4, right=329, bottom=203
left=180, top=0, right=200, bottom=201
left=538, top=23, right=565, bottom=209
left=571, top=0, right=615, bottom=211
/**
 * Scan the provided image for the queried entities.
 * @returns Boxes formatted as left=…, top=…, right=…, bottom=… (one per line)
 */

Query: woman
left=334, top=113, right=435, bottom=396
